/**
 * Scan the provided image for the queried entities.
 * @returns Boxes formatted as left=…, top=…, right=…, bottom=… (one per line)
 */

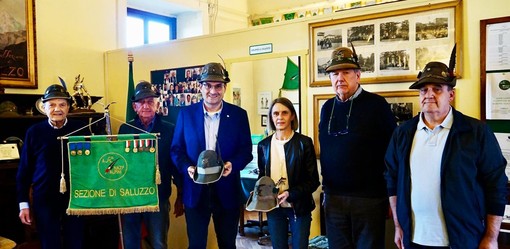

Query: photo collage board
left=151, top=65, right=204, bottom=117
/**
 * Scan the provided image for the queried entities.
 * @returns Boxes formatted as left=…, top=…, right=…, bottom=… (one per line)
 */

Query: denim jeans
left=324, top=194, right=387, bottom=249
left=267, top=207, right=312, bottom=249
left=121, top=199, right=170, bottom=249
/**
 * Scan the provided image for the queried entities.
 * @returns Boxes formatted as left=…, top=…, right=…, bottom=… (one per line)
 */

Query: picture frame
left=312, top=90, right=420, bottom=157
left=0, top=0, right=37, bottom=89
left=261, top=115, right=268, bottom=127
left=309, top=0, right=462, bottom=87
left=258, top=91, right=272, bottom=115
left=480, top=16, right=510, bottom=121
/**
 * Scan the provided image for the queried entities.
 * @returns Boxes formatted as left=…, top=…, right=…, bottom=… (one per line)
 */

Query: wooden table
left=0, top=236, right=16, bottom=249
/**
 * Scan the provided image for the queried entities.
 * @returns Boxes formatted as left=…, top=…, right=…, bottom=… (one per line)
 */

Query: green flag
left=67, top=134, right=159, bottom=215
left=126, top=53, right=137, bottom=121
left=281, top=57, right=299, bottom=90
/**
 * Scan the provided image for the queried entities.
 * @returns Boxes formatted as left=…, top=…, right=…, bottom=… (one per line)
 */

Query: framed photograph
left=313, top=94, right=334, bottom=157
left=377, top=90, right=420, bottom=126
left=0, top=0, right=37, bottom=89
left=480, top=16, right=510, bottom=121
left=309, top=1, right=462, bottom=86
left=233, top=87, right=241, bottom=106
left=312, top=90, right=421, bottom=157
left=258, top=91, right=272, bottom=115
left=261, top=115, right=268, bottom=127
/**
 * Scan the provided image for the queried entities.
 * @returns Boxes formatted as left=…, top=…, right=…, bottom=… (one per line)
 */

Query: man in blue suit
left=171, top=62, right=253, bottom=249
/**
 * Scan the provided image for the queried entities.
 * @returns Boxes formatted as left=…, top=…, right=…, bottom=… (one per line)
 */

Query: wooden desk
left=0, top=236, right=16, bottom=249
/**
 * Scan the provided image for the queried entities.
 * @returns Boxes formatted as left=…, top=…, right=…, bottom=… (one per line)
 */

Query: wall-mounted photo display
left=151, top=65, right=204, bottom=116
left=309, top=0, right=462, bottom=86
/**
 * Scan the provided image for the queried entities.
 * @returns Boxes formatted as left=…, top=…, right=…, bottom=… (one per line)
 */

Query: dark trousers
left=121, top=199, right=170, bottom=249
left=33, top=195, right=84, bottom=249
left=267, top=207, right=312, bottom=249
left=324, top=194, right=387, bottom=249
left=184, top=185, right=240, bottom=249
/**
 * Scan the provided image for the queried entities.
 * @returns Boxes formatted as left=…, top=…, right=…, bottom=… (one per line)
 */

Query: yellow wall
left=5, top=0, right=118, bottom=105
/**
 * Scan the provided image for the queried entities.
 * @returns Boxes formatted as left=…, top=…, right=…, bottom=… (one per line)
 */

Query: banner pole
left=104, top=103, right=125, bottom=249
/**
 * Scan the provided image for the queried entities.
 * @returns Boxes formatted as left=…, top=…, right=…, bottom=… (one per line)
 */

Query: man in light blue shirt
left=385, top=57, right=508, bottom=249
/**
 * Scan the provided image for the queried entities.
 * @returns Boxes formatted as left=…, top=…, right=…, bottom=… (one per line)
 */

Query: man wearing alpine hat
left=17, top=84, right=90, bottom=249
left=171, top=62, right=253, bottom=249
left=119, top=80, right=183, bottom=249
left=385, top=46, right=508, bottom=249
left=319, top=45, right=396, bottom=249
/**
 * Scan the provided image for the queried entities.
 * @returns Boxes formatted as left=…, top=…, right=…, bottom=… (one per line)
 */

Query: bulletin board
left=480, top=16, right=510, bottom=133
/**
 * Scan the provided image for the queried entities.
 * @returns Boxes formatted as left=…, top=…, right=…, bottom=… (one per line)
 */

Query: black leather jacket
left=257, top=133, right=320, bottom=216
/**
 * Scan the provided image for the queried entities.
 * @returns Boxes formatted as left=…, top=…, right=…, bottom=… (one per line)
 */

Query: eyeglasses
left=202, top=83, right=225, bottom=91
left=328, top=97, right=353, bottom=136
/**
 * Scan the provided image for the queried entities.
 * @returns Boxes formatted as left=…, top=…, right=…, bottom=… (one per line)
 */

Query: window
left=127, top=8, right=176, bottom=47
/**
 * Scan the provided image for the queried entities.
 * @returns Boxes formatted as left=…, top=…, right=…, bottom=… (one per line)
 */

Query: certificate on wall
left=486, top=22, right=510, bottom=71
left=486, top=72, right=510, bottom=119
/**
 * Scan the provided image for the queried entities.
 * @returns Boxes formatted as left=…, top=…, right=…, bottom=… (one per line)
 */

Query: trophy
left=59, top=75, right=94, bottom=112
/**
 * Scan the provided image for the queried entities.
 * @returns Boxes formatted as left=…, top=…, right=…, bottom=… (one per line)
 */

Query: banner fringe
left=155, top=166, right=161, bottom=185
left=66, top=205, right=160, bottom=216
left=59, top=174, right=67, bottom=193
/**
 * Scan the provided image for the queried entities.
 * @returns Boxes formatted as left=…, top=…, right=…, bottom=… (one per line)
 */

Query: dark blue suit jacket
left=171, top=101, right=253, bottom=209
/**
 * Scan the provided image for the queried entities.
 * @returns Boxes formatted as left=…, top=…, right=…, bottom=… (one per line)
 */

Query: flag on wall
left=126, top=53, right=137, bottom=122
left=66, top=134, right=160, bottom=215
left=281, top=57, right=299, bottom=90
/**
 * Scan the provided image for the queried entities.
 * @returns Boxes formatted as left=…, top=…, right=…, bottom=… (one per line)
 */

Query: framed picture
left=480, top=16, right=510, bottom=121
left=309, top=0, right=462, bottom=87
left=312, top=90, right=421, bottom=157
left=233, top=87, right=241, bottom=106
left=258, top=91, right=272, bottom=115
left=313, top=94, right=334, bottom=157
left=0, top=0, right=37, bottom=89
left=261, top=115, right=268, bottom=127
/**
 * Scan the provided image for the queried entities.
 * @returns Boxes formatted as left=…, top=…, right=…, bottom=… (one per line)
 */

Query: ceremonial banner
left=67, top=134, right=159, bottom=215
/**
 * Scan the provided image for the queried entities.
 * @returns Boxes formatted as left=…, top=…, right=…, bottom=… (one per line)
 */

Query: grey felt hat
left=245, top=176, right=279, bottom=212
left=409, top=61, right=456, bottom=89
left=409, top=45, right=457, bottom=89
left=198, top=63, right=230, bottom=83
left=325, top=45, right=361, bottom=72
left=194, top=150, right=224, bottom=184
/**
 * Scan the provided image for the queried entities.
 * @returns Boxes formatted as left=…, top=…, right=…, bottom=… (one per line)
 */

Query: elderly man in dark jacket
left=385, top=58, right=508, bottom=249
left=119, top=81, right=183, bottom=249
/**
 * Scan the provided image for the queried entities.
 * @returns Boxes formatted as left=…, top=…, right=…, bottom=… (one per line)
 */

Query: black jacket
left=257, top=133, right=320, bottom=216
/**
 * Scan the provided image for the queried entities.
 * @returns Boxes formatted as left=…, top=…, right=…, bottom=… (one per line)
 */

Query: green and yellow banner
left=66, top=134, right=159, bottom=215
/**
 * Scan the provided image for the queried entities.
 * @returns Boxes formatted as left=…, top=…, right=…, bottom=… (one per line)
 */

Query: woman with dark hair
left=257, top=97, right=320, bottom=249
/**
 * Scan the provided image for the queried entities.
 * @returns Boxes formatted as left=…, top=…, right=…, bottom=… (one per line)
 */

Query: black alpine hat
left=132, top=81, right=159, bottom=102
left=41, top=84, right=72, bottom=103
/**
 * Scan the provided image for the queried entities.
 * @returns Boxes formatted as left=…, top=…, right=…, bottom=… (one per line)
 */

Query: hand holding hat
left=194, top=150, right=224, bottom=184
